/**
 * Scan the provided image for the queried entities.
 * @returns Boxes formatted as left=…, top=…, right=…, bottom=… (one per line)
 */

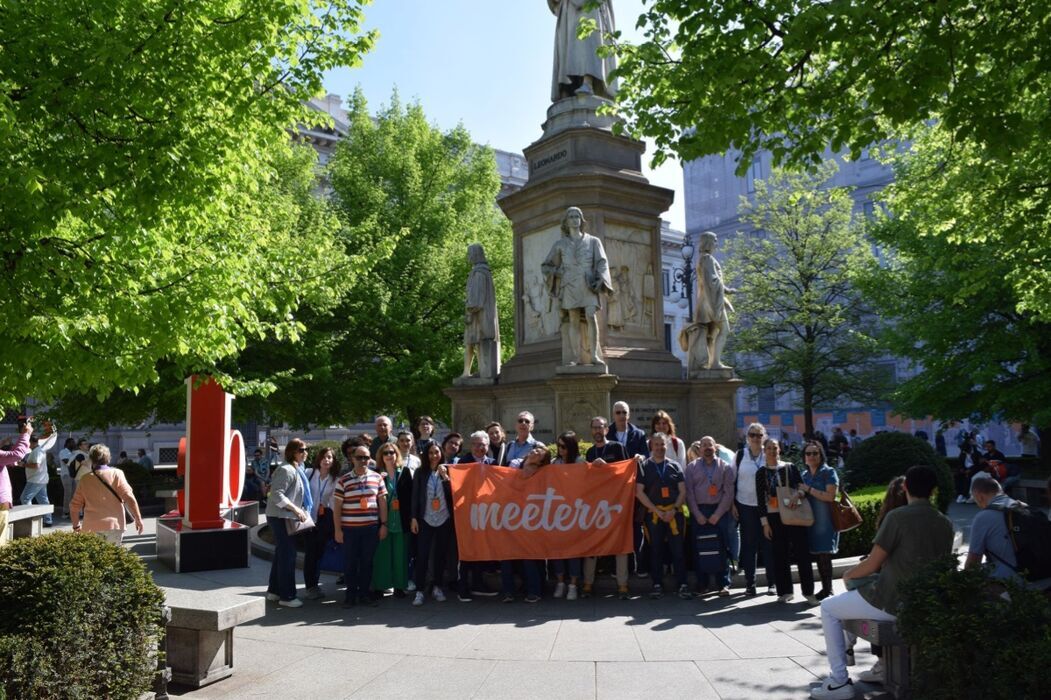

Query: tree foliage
left=859, top=127, right=1051, bottom=429
left=0, top=0, right=375, bottom=409
left=725, top=164, right=886, bottom=436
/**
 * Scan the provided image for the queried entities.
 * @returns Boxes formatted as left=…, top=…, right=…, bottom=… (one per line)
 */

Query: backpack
left=987, top=503, right=1051, bottom=581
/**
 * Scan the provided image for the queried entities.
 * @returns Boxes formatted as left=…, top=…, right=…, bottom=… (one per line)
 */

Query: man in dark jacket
left=606, top=401, right=649, bottom=458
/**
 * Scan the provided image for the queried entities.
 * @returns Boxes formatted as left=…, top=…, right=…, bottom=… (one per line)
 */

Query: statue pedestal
left=452, top=376, right=497, bottom=387
left=555, top=363, right=608, bottom=376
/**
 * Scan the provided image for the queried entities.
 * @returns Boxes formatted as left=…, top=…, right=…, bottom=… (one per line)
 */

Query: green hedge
left=897, top=556, right=1051, bottom=699
left=836, top=488, right=886, bottom=558
left=0, top=533, right=166, bottom=699
left=844, top=432, right=953, bottom=512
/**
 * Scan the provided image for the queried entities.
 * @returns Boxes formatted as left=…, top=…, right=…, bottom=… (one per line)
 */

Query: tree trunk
left=802, top=383, right=815, bottom=440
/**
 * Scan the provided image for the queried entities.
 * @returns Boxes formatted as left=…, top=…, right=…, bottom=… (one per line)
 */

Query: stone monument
left=681, top=231, right=735, bottom=377
left=445, top=0, right=741, bottom=446
left=457, top=243, right=501, bottom=384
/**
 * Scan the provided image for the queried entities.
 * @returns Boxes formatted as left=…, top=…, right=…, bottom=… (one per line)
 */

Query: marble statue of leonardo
left=549, top=0, right=618, bottom=101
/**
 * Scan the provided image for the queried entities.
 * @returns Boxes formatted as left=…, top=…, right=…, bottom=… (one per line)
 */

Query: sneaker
left=956, top=495, right=966, bottom=504
left=845, top=646, right=856, bottom=666
left=471, top=587, right=498, bottom=598
left=965, top=496, right=975, bottom=504
left=805, top=594, right=820, bottom=606
left=502, top=593, right=515, bottom=603
left=649, top=585, right=663, bottom=599
left=279, top=598, right=303, bottom=608
left=857, top=660, right=884, bottom=684
left=618, top=586, right=630, bottom=600
left=412, top=592, right=425, bottom=607
left=433, top=587, right=447, bottom=602
left=457, top=592, right=473, bottom=602
left=810, top=676, right=855, bottom=700
left=265, top=592, right=281, bottom=602
left=581, top=583, right=593, bottom=599
left=678, top=584, right=692, bottom=600
left=407, top=580, right=417, bottom=592
left=816, top=588, right=833, bottom=601
left=524, top=594, right=541, bottom=603
left=766, top=586, right=776, bottom=596
left=777, top=593, right=795, bottom=603
left=553, top=581, right=566, bottom=598
left=304, top=587, right=324, bottom=600
left=567, top=584, right=578, bottom=601
left=745, top=585, right=757, bottom=597
left=717, top=587, right=730, bottom=597
left=636, top=570, right=649, bottom=578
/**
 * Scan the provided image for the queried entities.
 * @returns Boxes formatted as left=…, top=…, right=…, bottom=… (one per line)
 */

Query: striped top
left=335, top=469, right=387, bottom=528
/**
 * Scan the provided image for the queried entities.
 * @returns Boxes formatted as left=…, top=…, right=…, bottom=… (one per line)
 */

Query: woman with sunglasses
left=550, top=431, right=586, bottom=600
left=756, top=438, right=817, bottom=604
left=371, top=444, right=409, bottom=597
left=800, top=440, right=840, bottom=599
left=734, top=422, right=774, bottom=596
left=264, top=438, right=312, bottom=608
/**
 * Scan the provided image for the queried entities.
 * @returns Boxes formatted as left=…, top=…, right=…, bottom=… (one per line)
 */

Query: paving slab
left=549, top=616, right=644, bottom=661
left=697, top=657, right=826, bottom=700
left=474, top=660, right=595, bottom=699
left=348, top=656, right=497, bottom=699
left=597, top=660, right=722, bottom=699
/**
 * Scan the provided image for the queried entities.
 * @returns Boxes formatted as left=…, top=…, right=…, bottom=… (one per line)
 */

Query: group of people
left=263, top=404, right=867, bottom=612
left=0, top=418, right=145, bottom=547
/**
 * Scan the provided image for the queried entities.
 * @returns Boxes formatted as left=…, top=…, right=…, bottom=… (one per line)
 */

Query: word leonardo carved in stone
left=532, top=149, right=568, bottom=170
left=470, top=488, right=624, bottom=532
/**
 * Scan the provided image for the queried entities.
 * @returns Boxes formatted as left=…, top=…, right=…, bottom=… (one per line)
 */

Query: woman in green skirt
left=372, top=443, right=409, bottom=595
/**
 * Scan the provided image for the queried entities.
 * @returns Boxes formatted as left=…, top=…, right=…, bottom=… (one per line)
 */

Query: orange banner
left=449, top=459, right=636, bottom=561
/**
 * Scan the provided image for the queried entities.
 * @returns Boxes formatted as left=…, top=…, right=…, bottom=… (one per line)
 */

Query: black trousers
left=300, top=509, right=334, bottom=589
left=768, top=512, right=814, bottom=596
left=415, top=518, right=454, bottom=591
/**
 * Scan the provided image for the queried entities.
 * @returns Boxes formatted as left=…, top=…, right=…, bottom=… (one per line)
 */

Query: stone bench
left=843, top=618, right=910, bottom=699
left=162, top=587, right=264, bottom=689
left=1008, top=478, right=1046, bottom=506
left=4, top=503, right=54, bottom=540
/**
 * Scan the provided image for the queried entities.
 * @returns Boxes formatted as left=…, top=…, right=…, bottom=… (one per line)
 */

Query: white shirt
left=735, top=447, right=763, bottom=506
left=26, top=446, right=49, bottom=484
left=667, top=436, right=687, bottom=469
left=1019, top=431, right=1040, bottom=457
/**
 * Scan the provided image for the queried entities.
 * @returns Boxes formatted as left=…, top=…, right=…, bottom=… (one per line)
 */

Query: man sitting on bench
left=810, top=465, right=954, bottom=700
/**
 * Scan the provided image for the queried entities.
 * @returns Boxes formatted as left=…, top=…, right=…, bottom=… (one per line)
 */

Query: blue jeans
left=644, top=512, right=685, bottom=589
left=692, top=503, right=732, bottom=588
left=20, top=482, right=52, bottom=525
left=552, top=558, right=582, bottom=581
left=342, top=525, right=379, bottom=603
left=267, top=515, right=297, bottom=601
left=736, top=501, right=773, bottom=588
left=500, top=560, right=542, bottom=596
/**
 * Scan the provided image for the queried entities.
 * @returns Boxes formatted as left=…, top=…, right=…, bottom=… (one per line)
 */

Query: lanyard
left=655, top=460, right=668, bottom=482
left=702, top=460, right=717, bottom=485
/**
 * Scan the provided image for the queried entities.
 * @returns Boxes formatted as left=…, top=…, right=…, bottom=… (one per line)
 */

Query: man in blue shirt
left=966, top=476, right=1025, bottom=582
left=505, top=411, right=540, bottom=464
left=635, top=432, right=688, bottom=600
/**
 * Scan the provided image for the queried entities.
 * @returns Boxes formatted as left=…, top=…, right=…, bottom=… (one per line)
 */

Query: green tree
left=231, top=89, right=514, bottom=427
left=859, top=126, right=1051, bottom=441
left=0, top=0, right=375, bottom=409
left=725, top=164, right=886, bottom=437
left=605, top=0, right=1051, bottom=322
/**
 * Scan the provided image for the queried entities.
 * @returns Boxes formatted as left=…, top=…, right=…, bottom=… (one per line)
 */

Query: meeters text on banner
left=448, top=459, right=637, bottom=561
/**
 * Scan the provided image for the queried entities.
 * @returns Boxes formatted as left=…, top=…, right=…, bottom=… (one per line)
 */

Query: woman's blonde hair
left=89, top=443, right=111, bottom=467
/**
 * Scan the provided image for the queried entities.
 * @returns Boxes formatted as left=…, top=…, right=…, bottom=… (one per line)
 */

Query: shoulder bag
left=91, top=467, right=134, bottom=525
left=830, top=487, right=864, bottom=532
left=776, top=466, right=815, bottom=527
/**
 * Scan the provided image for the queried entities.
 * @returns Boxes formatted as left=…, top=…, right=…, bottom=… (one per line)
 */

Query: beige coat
left=70, top=468, right=140, bottom=532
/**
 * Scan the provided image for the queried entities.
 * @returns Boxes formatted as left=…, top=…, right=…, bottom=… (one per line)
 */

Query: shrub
left=0, top=532, right=166, bottom=699
left=897, top=556, right=1051, bottom=699
left=835, top=491, right=886, bottom=558
left=843, top=431, right=953, bottom=512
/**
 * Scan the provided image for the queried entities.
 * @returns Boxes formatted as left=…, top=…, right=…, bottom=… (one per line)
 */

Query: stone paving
left=137, top=501, right=977, bottom=699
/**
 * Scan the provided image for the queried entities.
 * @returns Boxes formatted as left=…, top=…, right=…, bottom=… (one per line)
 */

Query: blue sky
left=323, top=0, right=686, bottom=230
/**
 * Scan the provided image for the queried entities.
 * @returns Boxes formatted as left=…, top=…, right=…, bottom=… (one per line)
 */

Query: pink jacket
left=0, top=433, right=30, bottom=507
left=70, top=467, right=141, bottom=532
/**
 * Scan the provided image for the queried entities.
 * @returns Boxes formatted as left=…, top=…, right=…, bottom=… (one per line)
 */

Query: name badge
left=708, top=485, right=718, bottom=497
left=391, top=499, right=400, bottom=511
left=768, top=496, right=778, bottom=510
left=432, top=498, right=441, bottom=512
left=359, top=496, right=369, bottom=509
left=660, top=486, right=670, bottom=499
left=318, top=504, right=326, bottom=516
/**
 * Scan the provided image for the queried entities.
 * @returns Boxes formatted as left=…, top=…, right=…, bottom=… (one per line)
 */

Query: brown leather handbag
left=830, top=488, right=863, bottom=532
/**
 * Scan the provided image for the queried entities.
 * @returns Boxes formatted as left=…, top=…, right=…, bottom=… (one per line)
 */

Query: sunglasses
left=297, top=448, right=308, bottom=454
left=381, top=451, right=397, bottom=456
left=352, top=455, right=369, bottom=461
left=747, top=432, right=763, bottom=438
left=614, top=410, right=627, bottom=415
left=517, top=418, right=532, bottom=424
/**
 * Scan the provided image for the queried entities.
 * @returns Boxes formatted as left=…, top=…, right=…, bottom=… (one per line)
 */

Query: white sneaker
left=265, top=592, right=280, bottom=602
left=304, top=587, right=324, bottom=600
left=412, top=592, right=425, bottom=607
left=433, top=587, right=447, bottom=602
left=966, top=496, right=975, bottom=504
left=857, top=661, right=884, bottom=684
left=553, top=581, right=566, bottom=598
left=956, top=495, right=966, bottom=504
left=810, top=676, right=855, bottom=700
left=566, top=584, right=578, bottom=601
left=407, top=580, right=417, bottom=592
left=778, top=593, right=795, bottom=603
left=279, top=598, right=303, bottom=608
left=805, top=594, right=820, bottom=606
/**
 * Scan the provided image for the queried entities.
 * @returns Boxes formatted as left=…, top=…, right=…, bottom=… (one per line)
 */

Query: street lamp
left=672, top=241, right=695, bottom=321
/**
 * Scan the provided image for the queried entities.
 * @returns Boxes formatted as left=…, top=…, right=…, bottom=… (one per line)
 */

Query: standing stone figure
left=462, top=243, right=501, bottom=379
left=684, top=231, right=734, bottom=371
left=549, top=0, right=618, bottom=102
left=542, top=207, right=613, bottom=366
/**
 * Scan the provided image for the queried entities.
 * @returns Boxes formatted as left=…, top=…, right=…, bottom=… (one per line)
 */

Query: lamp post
left=672, top=241, right=695, bottom=322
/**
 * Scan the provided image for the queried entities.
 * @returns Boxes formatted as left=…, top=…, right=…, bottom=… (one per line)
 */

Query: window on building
left=158, top=446, right=179, bottom=463
left=664, top=323, right=673, bottom=351
left=757, top=386, right=777, bottom=413
left=662, top=269, right=670, bottom=297
left=746, top=158, right=762, bottom=193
